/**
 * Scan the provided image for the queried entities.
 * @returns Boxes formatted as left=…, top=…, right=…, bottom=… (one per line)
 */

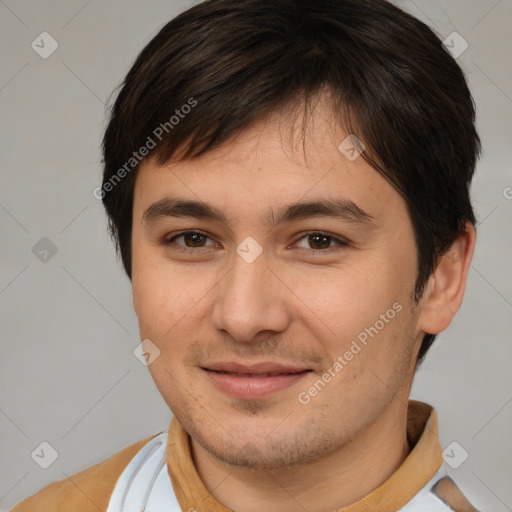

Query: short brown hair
left=101, top=0, right=481, bottom=362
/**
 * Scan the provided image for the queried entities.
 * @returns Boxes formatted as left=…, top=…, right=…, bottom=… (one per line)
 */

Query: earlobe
left=417, top=222, right=476, bottom=335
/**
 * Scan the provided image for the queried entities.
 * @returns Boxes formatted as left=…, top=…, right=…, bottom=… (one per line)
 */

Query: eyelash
left=162, top=230, right=349, bottom=254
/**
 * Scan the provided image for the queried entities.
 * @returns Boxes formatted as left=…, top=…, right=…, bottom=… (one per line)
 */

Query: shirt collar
left=165, top=399, right=443, bottom=512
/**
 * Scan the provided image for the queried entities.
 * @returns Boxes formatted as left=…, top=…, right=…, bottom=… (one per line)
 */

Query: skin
left=131, top=97, right=475, bottom=511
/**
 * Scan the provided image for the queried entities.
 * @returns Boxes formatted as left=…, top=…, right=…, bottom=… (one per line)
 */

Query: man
left=11, top=0, right=482, bottom=510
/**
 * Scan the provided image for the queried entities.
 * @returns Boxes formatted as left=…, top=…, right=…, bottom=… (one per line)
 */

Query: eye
left=162, top=230, right=348, bottom=254
left=162, top=231, right=217, bottom=251
left=293, top=231, right=349, bottom=253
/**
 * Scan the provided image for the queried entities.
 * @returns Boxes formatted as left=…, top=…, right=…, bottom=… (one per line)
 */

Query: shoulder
left=403, top=465, right=481, bottom=512
left=430, top=475, right=480, bottom=512
left=10, top=433, right=160, bottom=512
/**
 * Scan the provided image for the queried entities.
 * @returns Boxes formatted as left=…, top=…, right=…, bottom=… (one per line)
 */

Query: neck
left=190, top=398, right=411, bottom=512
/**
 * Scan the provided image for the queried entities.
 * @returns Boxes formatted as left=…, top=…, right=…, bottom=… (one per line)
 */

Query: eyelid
left=291, top=231, right=350, bottom=251
left=163, top=230, right=217, bottom=249
left=163, top=230, right=349, bottom=253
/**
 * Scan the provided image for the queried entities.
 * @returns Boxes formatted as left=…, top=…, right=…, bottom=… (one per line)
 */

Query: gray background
left=1, top=0, right=511, bottom=510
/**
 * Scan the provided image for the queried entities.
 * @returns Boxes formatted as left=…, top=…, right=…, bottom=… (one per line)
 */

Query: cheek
left=131, top=249, right=215, bottom=342
left=307, top=261, right=413, bottom=366
left=310, top=264, right=397, bottom=327
left=133, top=274, right=188, bottom=336
left=132, top=240, right=172, bottom=318
left=132, top=258, right=162, bottom=333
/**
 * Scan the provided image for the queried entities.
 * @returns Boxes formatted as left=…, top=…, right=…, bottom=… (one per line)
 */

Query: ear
left=416, top=222, right=476, bottom=335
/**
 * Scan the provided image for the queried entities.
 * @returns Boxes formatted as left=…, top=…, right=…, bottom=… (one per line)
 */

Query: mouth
left=201, top=362, right=312, bottom=399
left=210, top=371, right=306, bottom=377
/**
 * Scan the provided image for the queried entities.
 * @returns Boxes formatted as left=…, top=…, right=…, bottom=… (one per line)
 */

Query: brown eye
left=294, top=231, right=349, bottom=253
left=163, top=231, right=216, bottom=250
left=181, top=232, right=207, bottom=247
left=307, top=234, right=331, bottom=250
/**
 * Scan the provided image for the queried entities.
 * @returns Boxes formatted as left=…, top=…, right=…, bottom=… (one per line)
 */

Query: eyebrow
left=142, top=196, right=375, bottom=229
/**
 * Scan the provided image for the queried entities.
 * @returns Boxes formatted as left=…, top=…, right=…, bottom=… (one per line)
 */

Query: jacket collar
left=165, top=400, right=443, bottom=512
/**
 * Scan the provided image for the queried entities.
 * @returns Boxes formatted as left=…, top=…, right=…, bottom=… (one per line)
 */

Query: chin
left=189, top=415, right=340, bottom=471
left=211, top=436, right=336, bottom=471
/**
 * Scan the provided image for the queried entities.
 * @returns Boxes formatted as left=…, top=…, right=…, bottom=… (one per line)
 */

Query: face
left=131, top=102, right=423, bottom=470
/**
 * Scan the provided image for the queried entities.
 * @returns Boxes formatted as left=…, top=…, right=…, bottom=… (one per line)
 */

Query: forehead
left=132, top=105, right=408, bottom=231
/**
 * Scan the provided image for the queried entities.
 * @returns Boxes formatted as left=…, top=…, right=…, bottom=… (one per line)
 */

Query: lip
left=204, top=361, right=310, bottom=374
left=202, top=361, right=311, bottom=399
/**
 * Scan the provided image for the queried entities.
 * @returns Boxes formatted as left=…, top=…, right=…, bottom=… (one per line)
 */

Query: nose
left=211, top=246, right=291, bottom=343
